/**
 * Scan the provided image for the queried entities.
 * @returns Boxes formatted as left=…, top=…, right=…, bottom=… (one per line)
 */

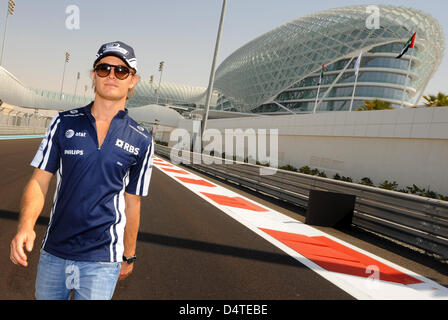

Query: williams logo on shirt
left=38, top=138, right=48, bottom=151
left=115, top=138, right=139, bottom=155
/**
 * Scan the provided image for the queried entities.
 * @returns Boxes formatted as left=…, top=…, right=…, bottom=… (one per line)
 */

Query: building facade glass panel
left=213, top=5, right=444, bottom=114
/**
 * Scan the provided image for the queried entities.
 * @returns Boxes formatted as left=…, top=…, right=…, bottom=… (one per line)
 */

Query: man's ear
left=91, top=70, right=97, bottom=93
left=130, top=74, right=139, bottom=89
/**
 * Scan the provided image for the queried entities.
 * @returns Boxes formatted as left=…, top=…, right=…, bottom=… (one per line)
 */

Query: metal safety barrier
left=155, top=144, right=448, bottom=260
left=0, top=106, right=51, bottom=135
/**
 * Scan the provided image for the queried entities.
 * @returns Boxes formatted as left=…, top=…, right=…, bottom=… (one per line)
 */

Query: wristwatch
left=122, top=255, right=137, bottom=264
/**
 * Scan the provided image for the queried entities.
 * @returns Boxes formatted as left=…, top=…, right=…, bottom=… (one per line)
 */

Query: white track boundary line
left=152, top=156, right=448, bottom=300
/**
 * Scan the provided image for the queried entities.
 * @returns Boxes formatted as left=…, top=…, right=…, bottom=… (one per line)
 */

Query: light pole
left=74, top=71, right=80, bottom=96
left=0, top=0, right=16, bottom=67
left=60, top=51, right=70, bottom=99
left=151, top=119, right=160, bottom=138
left=149, top=74, right=154, bottom=103
left=155, top=61, right=164, bottom=105
left=202, top=0, right=227, bottom=141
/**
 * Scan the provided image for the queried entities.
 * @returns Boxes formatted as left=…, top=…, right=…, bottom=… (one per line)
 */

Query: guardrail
left=0, top=125, right=46, bottom=135
left=0, top=106, right=51, bottom=135
left=155, top=144, right=448, bottom=260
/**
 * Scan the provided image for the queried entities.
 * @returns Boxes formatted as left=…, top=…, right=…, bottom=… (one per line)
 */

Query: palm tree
left=356, top=99, right=393, bottom=111
left=423, top=92, right=448, bottom=107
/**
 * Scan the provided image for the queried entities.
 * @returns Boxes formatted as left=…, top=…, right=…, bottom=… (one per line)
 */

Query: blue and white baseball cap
left=94, top=41, right=138, bottom=72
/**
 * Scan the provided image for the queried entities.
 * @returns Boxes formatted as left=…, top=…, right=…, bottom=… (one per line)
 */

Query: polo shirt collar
left=83, top=102, right=128, bottom=119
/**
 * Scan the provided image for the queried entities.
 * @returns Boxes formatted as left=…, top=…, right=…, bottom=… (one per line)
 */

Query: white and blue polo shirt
left=30, top=102, right=154, bottom=262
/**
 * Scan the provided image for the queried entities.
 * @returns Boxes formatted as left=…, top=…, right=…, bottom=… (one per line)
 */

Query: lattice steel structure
left=213, top=5, right=445, bottom=113
left=0, top=67, right=91, bottom=110
left=0, top=65, right=215, bottom=111
left=127, top=80, right=215, bottom=109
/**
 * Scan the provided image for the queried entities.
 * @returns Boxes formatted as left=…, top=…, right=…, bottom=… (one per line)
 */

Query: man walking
left=9, top=41, right=154, bottom=300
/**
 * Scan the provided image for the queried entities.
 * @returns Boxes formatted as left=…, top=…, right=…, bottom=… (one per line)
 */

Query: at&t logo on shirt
left=65, top=129, right=87, bottom=138
left=65, top=129, right=75, bottom=139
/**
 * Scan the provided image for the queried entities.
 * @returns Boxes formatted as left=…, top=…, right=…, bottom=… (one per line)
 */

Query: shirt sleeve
left=30, top=113, right=62, bottom=174
left=125, top=136, right=154, bottom=196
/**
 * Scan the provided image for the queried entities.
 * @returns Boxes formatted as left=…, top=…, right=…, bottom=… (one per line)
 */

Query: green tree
left=279, top=164, right=298, bottom=172
left=423, top=92, right=448, bottom=107
left=356, top=99, right=393, bottom=111
left=379, top=180, right=399, bottom=191
left=299, top=166, right=311, bottom=174
left=360, top=177, right=374, bottom=186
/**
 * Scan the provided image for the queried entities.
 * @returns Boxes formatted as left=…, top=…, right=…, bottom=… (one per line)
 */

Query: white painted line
left=153, top=157, right=448, bottom=300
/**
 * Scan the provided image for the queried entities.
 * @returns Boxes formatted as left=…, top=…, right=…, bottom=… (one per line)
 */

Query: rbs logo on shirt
left=115, top=138, right=140, bottom=155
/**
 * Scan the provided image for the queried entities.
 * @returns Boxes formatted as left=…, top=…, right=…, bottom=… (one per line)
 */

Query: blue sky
left=0, top=0, right=446, bottom=102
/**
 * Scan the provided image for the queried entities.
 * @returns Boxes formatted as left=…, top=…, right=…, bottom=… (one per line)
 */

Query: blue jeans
left=35, top=249, right=121, bottom=300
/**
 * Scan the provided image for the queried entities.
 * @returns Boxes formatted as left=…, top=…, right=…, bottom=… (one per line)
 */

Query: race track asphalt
left=0, top=138, right=446, bottom=300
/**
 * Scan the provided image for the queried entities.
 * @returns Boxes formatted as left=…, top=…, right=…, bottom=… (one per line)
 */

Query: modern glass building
left=0, top=67, right=92, bottom=110
left=127, top=80, right=216, bottom=111
left=1, top=5, right=444, bottom=117
left=213, top=5, right=445, bottom=114
left=0, top=64, right=215, bottom=112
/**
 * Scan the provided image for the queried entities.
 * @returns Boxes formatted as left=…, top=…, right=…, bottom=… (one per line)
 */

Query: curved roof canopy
left=128, top=104, right=184, bottom=127
left=213, top=5, right=445, bottom=112
left=128, top=80, right=216, bottom=108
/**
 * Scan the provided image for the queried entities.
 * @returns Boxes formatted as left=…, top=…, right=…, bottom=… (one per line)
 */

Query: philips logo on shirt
left=115, top=138, right=139, bottom=155
left=64, top=149, right=84, bottom=156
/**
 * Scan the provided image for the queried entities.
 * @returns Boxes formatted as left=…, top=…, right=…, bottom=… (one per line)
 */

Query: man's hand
left=119, top=262, right=134, bottom=280
left=10, top=229, right=36, bottom=267
left=121, top=192, right=140, bottom=281
left=10, top=168, right=53, bottom=267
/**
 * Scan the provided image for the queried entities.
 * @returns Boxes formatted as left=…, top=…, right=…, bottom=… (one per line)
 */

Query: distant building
left=213, top=5, right=445, bottom=114
left=0, top=5, right=444, bottom=118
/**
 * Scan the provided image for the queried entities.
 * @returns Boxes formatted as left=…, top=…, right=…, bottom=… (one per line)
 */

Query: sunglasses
left=94, top=63, right=135, bottom=80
